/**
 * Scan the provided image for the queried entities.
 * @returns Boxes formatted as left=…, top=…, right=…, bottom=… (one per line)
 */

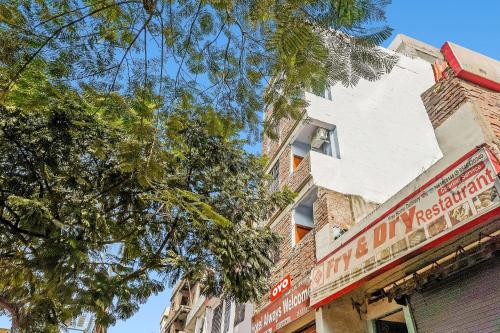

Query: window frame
left=367, top=306, right=416, bottom=333
left=269, top=161, right=280, bottom=192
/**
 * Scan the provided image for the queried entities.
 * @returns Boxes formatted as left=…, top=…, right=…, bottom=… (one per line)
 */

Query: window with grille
left=223, top=300, right=231, bottom=333
left=233, top=303, right=246, bottom=327
left=211, top=304, right=223, bottom=333
left=269, top=162, right=279, bottom=192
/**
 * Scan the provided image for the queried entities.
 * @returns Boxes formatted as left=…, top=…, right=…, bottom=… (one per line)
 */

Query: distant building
left=160, top=280, right=252, bottom=333
left=63, top=314, right=97, bottom=333
left=160, top=279, right=199, bottom=333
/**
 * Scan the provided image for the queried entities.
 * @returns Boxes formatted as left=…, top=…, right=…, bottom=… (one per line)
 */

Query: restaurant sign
left=252, top=278, right=310, bottom=333
left=310, top=146, right=500, bottom=307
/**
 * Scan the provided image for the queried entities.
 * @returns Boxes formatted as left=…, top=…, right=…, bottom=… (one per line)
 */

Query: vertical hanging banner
left=310, top=146, right=500, bottom=307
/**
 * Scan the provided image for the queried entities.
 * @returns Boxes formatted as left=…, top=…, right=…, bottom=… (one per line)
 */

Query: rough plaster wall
left=306, top=55, right=443, bottom=203
left=315, top=292, right=368, bottom=333
left=421, top=76, right=500, bottom=149
left=432, top=103, right=486, bottom=162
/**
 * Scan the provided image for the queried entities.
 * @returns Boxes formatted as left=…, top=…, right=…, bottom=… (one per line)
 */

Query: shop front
left=252, top=277, right=315, bottom=333
left=310, top=146, right=500, bottom=333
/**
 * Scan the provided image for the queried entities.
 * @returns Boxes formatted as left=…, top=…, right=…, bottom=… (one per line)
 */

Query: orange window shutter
left=293, top=155, right=304, bottom=171
left=295, top=225, right=312, bottom=243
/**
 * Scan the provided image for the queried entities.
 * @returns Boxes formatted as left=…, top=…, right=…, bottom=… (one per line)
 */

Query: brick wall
left=313, top=188, right=354, bottom=231
left=278, top=146, right=291, bottom=189
left=270, top=145, right=312, bottom=193
left=287, top=154, right=311, bottom=192
left=262, top=112, right=305, bottom=163
left=421, top=76, right=500, bottom=145
left=255, top=212, right=316, bottom=312
left=255, top=188, right=358, bottom=312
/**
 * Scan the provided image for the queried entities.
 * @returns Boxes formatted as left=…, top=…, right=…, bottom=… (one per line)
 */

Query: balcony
left=185, top=294, right=206, bottom=332
left=160, top=305, right=191, bottom=333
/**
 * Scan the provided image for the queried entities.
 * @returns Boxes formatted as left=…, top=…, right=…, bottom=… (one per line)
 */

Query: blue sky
left=1, top=0, right=499, bottom=332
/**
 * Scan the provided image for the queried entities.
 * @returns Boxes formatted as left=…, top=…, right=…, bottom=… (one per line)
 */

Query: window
left=291, top=140, right=309, bottom=173
left=330, top=127, right=341, bottom=159
left=211, top=304, right=223, bottom=333
left=305, top=86, right=332, bottom=101
left=293, top=155, right=304, bottom=171
left=269, top=161, right=279, bottom=192
left=292, top=194, right=314, bottom=245
left=368, top=307, right=416, bottom=333
left=223, top=300, right=231, bottom=333
left=234, top=303, right=246, bottom=327
left=310, top=126, right=340, bottom=159
left=295, top=224, right=312, bottom=243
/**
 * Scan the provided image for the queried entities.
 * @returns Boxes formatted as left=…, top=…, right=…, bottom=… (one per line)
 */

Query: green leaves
left=0, top=0, right=395, bottom=140
left=0, top=0, right=396, bottom=330
left=0, top=84, right=293, bottom=330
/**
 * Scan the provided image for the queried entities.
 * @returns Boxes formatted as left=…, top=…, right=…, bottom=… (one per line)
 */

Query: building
left=254, top=35, right=499, bottom=333
left=160, top=280, right=253, bottom=333
left=160, top=280, right=196, bottom=333
left=309, top=41, right=500, bottom=333
left=253, top=33, right=443, bottom=333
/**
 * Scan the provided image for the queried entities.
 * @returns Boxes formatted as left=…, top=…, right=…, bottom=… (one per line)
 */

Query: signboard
left=252, top=279, right=310, bottom=333
left=271, top=275, right=291, bottom=302
left=310, top=146, right=500, bottom=307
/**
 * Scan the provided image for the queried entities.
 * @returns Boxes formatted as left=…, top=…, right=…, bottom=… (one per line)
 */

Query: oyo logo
left=270, top=275, right=291, bottom=301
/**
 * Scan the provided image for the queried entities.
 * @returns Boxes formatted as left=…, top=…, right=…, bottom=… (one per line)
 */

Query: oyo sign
left=253, top=278, right=310, bottom=333
left=271, top=275, right=291, bottom=301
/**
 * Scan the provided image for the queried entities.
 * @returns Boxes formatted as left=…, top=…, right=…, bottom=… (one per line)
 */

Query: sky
left=1, top=1, right=499, bottom=332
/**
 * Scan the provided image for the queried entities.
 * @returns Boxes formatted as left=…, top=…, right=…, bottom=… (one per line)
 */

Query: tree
left=0, top=0, right=397, bottom=331
left=0, top=80, right=294, bottom=331
left=0, top=0, right=397, bottom=136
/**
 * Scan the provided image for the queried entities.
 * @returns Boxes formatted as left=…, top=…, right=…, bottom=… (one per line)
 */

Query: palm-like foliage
left=0, top=0, right=396, bottom=137
left=0, top=0, right=397, bottom=331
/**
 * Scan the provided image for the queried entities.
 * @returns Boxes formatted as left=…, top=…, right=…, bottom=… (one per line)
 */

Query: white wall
left=233, top=303, right=253, bottom=333
left=292, top=141, right=311, bottom=157
left=199, top=301, right=253, bottom=333
left=306, top=54, right=443, bottom=203
left=316, top=101, right=490, bottom=263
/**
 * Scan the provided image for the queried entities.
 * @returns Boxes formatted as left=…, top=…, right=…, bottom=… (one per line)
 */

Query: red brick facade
left=255, top=212, right=316, bottom=311
left=262, top=112, right=305, bottom=163
left=257, top=102, right=360, bottom=314
left=313, top=188, right=354, bottom=232
left=421, top=76, right=500, bottom=146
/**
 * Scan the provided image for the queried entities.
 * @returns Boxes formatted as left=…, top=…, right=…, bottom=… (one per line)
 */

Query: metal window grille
left=269, top=162, right=279, bottom=192
left=223, top=300, right=231, bottom=333
left=233, top=303, right=246, bottom=327
left=211, top=304, right=223, bottom=333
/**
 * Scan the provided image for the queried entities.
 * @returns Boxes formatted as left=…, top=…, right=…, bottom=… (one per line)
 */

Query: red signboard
left=252, top=279, right=310, bottom=333
left=310, top=146, right=500, bottom=307
left=270, top=275, right=291, bottom=302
